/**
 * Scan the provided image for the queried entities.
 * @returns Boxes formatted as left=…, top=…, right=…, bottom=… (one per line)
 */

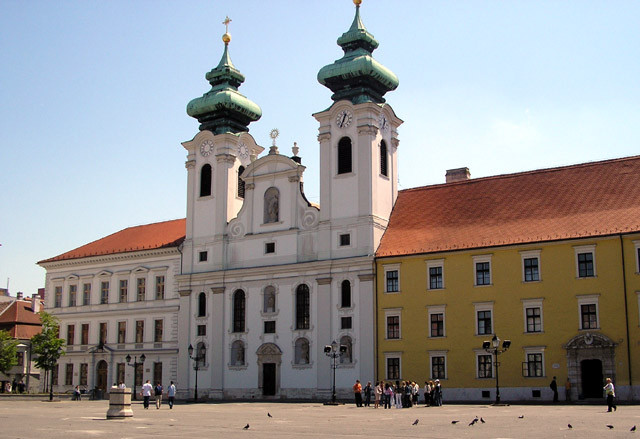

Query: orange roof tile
left=0, top=299, right=43, bottom=325
left=377, top=156, right=640, bottom=258
left=39, top=218, right=186, bottom=263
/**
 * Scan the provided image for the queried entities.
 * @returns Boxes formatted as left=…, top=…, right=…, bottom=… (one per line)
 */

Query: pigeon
left=267, top=413, right=272, bottom=418
left=631, top=425, right=636, bottom=432
left=568, top=424, right=573, bottom=429
left=606, top=425, right=614, bottom=429
left=451, top=420, right=460, bottom=424
left=412, top=419, right=419, bottom=426
left=243, top=424, right=250, bottom=430
left=518, top=415, right=525, bottom=419
left=469, top=419, right=477, bottom=426
left=480, top=417, right=486, bottom=424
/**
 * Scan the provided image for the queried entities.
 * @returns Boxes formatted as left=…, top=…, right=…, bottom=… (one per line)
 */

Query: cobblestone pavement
left=0, top=399, right=638, bottom=438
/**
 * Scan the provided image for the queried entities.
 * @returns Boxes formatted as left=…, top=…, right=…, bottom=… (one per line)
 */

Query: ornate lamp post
left=482, top=335, right=511, bottom=404
left=188, top=344, right=206, bottom=401
left=323, top=340, right=347, bottom=405
left=125, top=354, right=145, bottom=400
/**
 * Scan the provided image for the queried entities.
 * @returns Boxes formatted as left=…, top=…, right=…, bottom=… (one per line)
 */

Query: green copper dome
left=187, top=37, right=262, bottom=135
left=317, top=2, right=399, bottom=104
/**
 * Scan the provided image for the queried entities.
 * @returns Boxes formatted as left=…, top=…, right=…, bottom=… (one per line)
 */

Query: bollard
left=106, top=387, right=133, bottom=418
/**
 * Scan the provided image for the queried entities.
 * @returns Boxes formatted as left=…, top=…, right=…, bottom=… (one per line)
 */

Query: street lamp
left=482, top=334, right=511, bottom=405
left=125, top=354, right=146, bottom=400
left=188, top=343, right=206, bottom=401
left=323, top=340, right=347, bottom=405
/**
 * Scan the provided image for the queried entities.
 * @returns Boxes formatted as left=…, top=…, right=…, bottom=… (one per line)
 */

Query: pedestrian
left=141, top=379, right=153, bottom=409
left=118, top=381, right=126, bottom=389
left=603, top=378, right=617, bottom=412
left=374, top=381, right=382, bottom=408
left=550, top=376, right=558, bottom=403
left=394, top=381, right=402, bottom=408
left=429, top=380, right=436, bottom=406
left=154, top=382, right=163, bottom=409
left=73, top=385, right=81, bottom=401
left=364, top=381, right=372, bottom=407
left=167, top=381, right=176, bottom=409
left=424, top=381, right=430, bottom=406
left=11, top=379, right=17, bottom=394
left=353, top=380, right=362, bottom=407
left=18, top=380, right=25, bottom=394
left=565, top=378, right=571, bottom=402
left=412, top=381, right=419, bottom=406
left=434, top=379, right=443, bottom=406
left=384, top=383, right=393, bottom=409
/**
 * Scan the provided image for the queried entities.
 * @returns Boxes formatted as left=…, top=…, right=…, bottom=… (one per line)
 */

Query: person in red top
left=353, top=380, right=363, bottom=407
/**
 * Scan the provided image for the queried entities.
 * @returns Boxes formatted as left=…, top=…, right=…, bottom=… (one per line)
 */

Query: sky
left=1, top=0, right=639, bottom=296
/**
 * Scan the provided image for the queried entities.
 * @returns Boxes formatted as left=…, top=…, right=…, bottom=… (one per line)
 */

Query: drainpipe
left=619, top=234, right=633, bottom=400
left=373, top=259, right=378, bottom=384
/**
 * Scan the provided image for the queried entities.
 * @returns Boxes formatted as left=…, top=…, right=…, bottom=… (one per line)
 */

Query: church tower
left=315, top=0, right=402, bottom=260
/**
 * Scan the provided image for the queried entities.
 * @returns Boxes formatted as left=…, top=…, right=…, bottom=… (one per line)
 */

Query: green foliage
left=30, top=312, right=65, bottom=372
left=0, top=330, right=19, bottom=374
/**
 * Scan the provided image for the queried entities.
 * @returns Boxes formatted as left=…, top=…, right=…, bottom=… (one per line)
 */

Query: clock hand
left=341, top=113, right=347, bottom=127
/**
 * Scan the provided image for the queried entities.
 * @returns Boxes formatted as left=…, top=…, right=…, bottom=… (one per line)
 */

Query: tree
left=0, top=330, right=19, bottom=375
left=30, top=312, right=65, bottom=400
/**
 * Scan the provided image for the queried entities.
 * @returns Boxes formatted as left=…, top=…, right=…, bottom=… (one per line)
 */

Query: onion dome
left=317, top=0, right=399, bottom=104
left=187, top=20, right=262, bottom=134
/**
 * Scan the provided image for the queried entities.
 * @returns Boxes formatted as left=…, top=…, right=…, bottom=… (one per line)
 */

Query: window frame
left=340, top=279, right=351, bottom=308
left=54, top=286, right=62, bottom=308
left=577, top=294, right=600, bottom=330
left=473, top=254, right=492, bottom=286
left=383, top=264, right=400, bottom=294
left=474, top=302, right=494, bottom=336
left=199, top=163, right=212, bottom=197
left=574, top=244, right=596, bottom=278
left=68, top=284, right=77, bottom=307
left=476, top=352, right=494, bottom=379
left=379, top=140, right=388, bottom=177
left=119, top=279, right=128, bottom=303
left=428, top=305, right=446, bottom=338
left=66, top=324, right=75, bottom=346
left=426, top=259, right=444, bottom=290
left=100, top=281, right=109, bottom=304
left=135, top=320, right=144, bottom=343
left=520, top=250, right=541, bottom=282
left=522, top=347, right=546, bottom=378
left=155, top=275, right=165, bottom=300
left=154, top=319, right=163, bottom=343
left=80, top=323, right=89, bottom=345
left=384, top=308, right=402, bottom=340
left=82, top=283, right=91, bottom=306
left=117, top=321, right=126, bottom=344
left=136, top=277, right=146, bottom=302
left=233, top=290, right=246, bottom=333
left=384, top=353, right=401, bottom=381
left=429, top=350, right=447, bottom=380
left=337, top=136, right=353, bottom=175
left=295, top=284, right=310, bottom=330
left=522, top=298, right=544, bottom=333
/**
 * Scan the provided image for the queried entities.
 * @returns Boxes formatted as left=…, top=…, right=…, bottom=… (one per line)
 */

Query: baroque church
left=39, top=0, right=399, bottom=399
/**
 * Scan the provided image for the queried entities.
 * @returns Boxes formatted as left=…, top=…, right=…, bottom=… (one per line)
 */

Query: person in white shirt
left=603, top=378, right=617, bottom=412
left=167, top=381, right=176, bottom=409
left=141, top=380, right=153, bottom=409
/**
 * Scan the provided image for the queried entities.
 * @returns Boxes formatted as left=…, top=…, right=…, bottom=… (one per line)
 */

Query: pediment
left=563, top=332, right=617, bottom=349
left=256, top=342, right=282, bottom=356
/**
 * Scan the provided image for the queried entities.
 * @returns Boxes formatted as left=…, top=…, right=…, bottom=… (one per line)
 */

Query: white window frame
left=426, top=259, right=445, bottom=290
left=523, top=346, right=546, bottom=378
left=428, top=350, right=448, bottom=380
left=474, top=349, right=494, bottom=379
left=574, top=244, right=596, bottom=278
left=383, top=263, right=401, bottom=294
left=384, top=308, right=402, bottom=340
left=427, top=305, right=446, bottom=338
left=474, top=302, right=494, bottom=336
left=577, top=294, right=600, bottom=330
left=472, top=254, right=492, bottom=286
left=384, top=352, right=402, bottom=380
left=522, top=298, right=544, bottom=333
left=520, top=249, right=541, bottom=282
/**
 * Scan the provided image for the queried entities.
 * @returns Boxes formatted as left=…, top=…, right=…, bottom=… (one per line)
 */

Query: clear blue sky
left=1, top=1, right=638, bottom=296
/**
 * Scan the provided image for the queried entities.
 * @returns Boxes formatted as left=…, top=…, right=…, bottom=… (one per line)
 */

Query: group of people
left=353, top=379, right=443, bottom=408
left=4, top=379, right=26, bottom=394
left=140, top=380, right=176, bottom=409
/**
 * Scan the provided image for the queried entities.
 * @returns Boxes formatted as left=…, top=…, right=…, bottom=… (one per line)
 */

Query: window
left=295, top=284, right=310, bottom=330
left=54, top=286, right=62, bottom=308
left=337, top=137, right=352, bottom=174
left=574, top=245, right=596, bottom=278
left=233, top=290, right=246, bottom=333
left=339, top=335, right=353, bottom=364
left=265, top=242, right=276, bottom=254
left=294, top=338, right=310, bottom=365
left=153, top=362, right=162, bottom=386
left=16, top=351, right=24, bottom=366
left=68, top=285, right=77, bottom=307
left=99, top=322, right=107, bottom=344
left=135, top=363, right=143, bottom=387
left=82, top=283, right=91, bottom=305
left=154, top=319, right=163, bottom=343
left=52, top=365, right=59, bottom=385
left=100, top=281, right=109, bottom=304
left=80, top=363, right=88, bottom=386
left=384, top=265, right=400, bottom=293
left=339, top=233, right=351, bottom=247
left=430, top=313, right=444, bottom=338
left=385, top=310, right=401, bottom=340
left=200, top=164, right=212, bottom=197
left=231, top=340, right=245, bottom=366
left=340, top=280, right=351, bottom=308
left=525, top=307, right=542, bottom=333
left=119, top=280, right=128, bottom=303
left=581, top=304, right=598, bottom=329
left=263, top=286, right=276, bottom=313
left=478, top=354, right=493, bottom=378
left=341, top=316, right=352, bottom=329
left=237, top=165, right=245, bottom=198
left=117, top=321, right=126, bottom=344
left=524, top=258, right=539, bottom=282
left=67, top=324, right=75, bottom=345
left=431, top=355, right=446, bottom=380
left=155, top=276, right=165, bottom=300
left=136, top=278, right=146, bottom=301
left=386, top=356, right=400, bottom=380
left=199, top=251, right=208, bottom=262
left=477, top=310, right=492, bottom=335
left=264, top=187, right=280, bottom=223
left=135, top=320, right=144, bottom=343
left=427, top=260, right=444, bottom=290
left=380, top=140, right=388, bottom=177
left=81, top=324, right=89, bottom=345
left=264, top=321, right=276, bottom=334
left=197, top=325, right=206, bottom=336
left=116, top=363, right=125, bottom=385
left=523, top=352, right=544, bottom=377
left=198, top=292, right=206, bottom=317
left=65, top=363, right=74, bottom=386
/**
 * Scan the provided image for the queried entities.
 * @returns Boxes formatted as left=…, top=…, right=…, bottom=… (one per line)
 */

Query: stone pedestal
left=106, top=388, right=133, bottom=419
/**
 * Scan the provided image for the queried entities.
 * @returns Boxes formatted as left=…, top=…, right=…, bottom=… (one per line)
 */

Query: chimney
left=445, top=167, right=470, bottom=183
left=32, top=293, right=40, bottom=313
left=38, top=287, right=45, bottom=301
left=16, top=292, right=23, bottom=300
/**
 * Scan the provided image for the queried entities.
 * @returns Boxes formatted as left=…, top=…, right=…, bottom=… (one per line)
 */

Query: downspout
left=373, top=258, right=378, bottom=384
left=619, top=234, right=633, bottom=400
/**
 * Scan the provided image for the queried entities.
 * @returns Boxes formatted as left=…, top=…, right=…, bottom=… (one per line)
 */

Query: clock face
left=336, top=109, right=353, bottom=128
left=238, top=142, right=249, bottom=159
left=200, top=139, right=214, bottom=157
left=378, top=114, right=389, bottom=132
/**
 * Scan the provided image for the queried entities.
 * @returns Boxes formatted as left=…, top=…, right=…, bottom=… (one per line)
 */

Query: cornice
left=39, top=248, right=181, bottom=270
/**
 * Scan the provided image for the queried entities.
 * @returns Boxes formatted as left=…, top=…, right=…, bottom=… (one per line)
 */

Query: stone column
left=315, top=277, right=332, bottom=398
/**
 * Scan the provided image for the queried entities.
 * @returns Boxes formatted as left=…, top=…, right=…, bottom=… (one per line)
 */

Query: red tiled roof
left=377, top=156, right=640, bottom=257
left=0, top=299, right=43, bottom=325
left=39, top=218, right=186, bottom=264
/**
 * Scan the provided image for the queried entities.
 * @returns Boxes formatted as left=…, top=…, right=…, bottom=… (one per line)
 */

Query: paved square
left=0, top=399, right=638, bottom=438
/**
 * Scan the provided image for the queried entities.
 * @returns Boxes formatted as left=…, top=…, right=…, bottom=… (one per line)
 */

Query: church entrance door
left=96, top=360, right=108, bottom=393
left=581, top=359, right=603, bottom=399
left=263, top=363, right=276, bottom=396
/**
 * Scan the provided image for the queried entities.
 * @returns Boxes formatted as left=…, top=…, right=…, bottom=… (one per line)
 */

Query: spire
left=317, top=0, right=398, bottom=104
left=187, top=16, right=262, bottom=135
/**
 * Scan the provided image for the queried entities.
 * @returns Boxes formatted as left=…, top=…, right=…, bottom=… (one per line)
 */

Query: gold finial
left=222, top=16, right=232, bottom=44
left=353, top=0, right=362, bottom=5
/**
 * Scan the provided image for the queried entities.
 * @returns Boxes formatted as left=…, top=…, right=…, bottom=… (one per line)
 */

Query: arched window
left=337, top=137, right=352, bottom=174
left=263, top=187, right=279, bottom=223
left=237, top=166, right=245, bottom=199
left=198, top=292, right=206, bottom=317
left=232, top=290, right=245, bottom=333
left=263, top=286, right=276, bottom=313
left=294, top=338, right=310, bottom=365
left=231, top=340, right=245, bottom=366
left=200, top=164, right=212, bottom=197
left=295, top=284, right=310, bottom=330
left=339, top=335, right=353, bottom=364
left=340, top=280, right=351, bottom=308
left=380, top=140, right=388, bottom=177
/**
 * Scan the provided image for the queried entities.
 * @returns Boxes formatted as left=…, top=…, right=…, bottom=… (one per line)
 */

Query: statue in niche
left=264, top=187, right=279, bottom=223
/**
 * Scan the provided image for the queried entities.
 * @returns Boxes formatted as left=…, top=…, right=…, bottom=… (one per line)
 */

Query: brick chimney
left=16, top=292, right=23, bottom=300
left=445, top=167, right=470, bottom=183
left=32, top=293, right=40, bottom=313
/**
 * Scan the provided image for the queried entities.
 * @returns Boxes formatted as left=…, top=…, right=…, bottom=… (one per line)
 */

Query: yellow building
left=375, top=157, right=640, bottom=402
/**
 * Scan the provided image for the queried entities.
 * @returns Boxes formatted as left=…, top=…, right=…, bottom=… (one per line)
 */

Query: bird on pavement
left=412, top=419, right=419, bottom=426
left=606, top=425, right=614, bottom=429
left=480, top=417, right=486, bottom=424
left=631, top=425, right=636, bottom=432
left=267, top=413, right=272, bottom=418
left=243, top=424, right=250, bottom=430
left=518, top=415, right=525, bottom=419
left=469, top=419, right=477, bottom=426
left=568, top=424, right=572, bottom=429
left=451, top=420, right=460, bottom=424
